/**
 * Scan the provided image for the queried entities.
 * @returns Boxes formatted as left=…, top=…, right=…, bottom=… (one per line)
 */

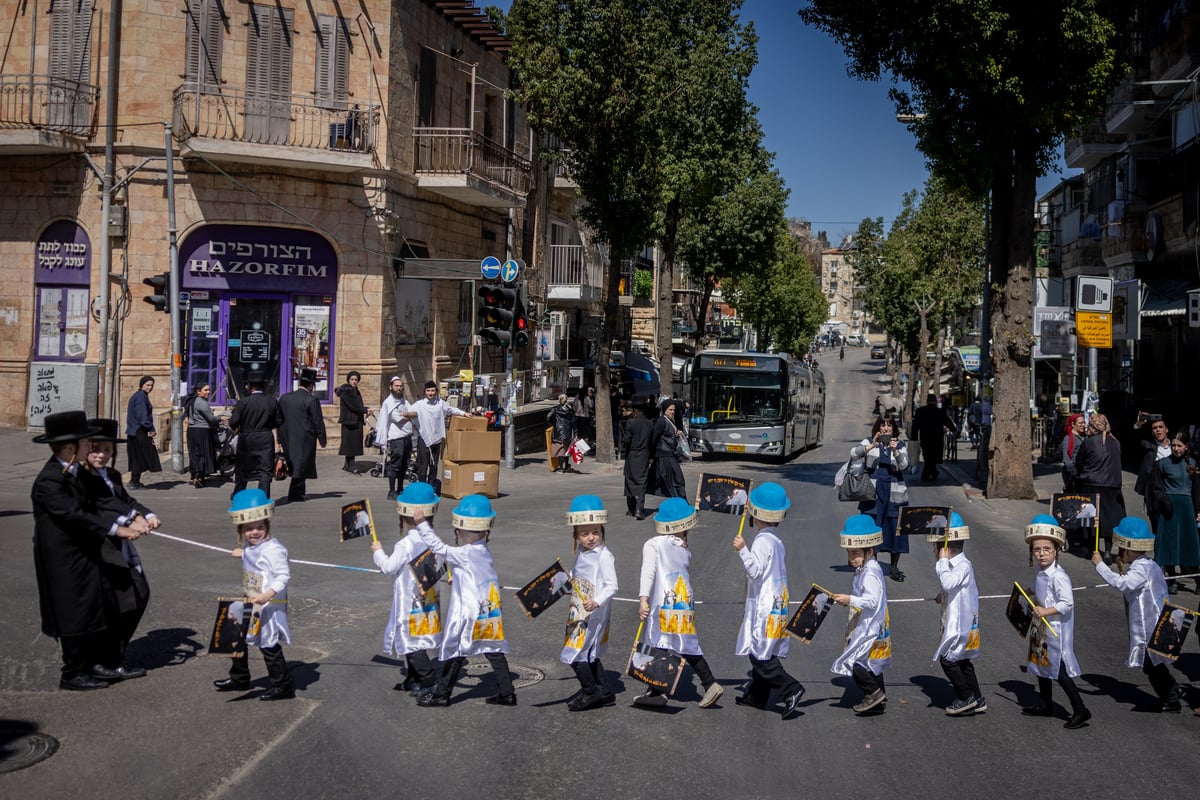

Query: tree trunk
left=915, top=299, right=933, bottom=399
left=692, top=275, right=716, bottom=349
left=657, top=196, right=679, bottom=393
left=592, top=250, right=625, bottom=465
left=889, top=335, right=901, bottom=398
left=985, top=148, right=1036, bottom=499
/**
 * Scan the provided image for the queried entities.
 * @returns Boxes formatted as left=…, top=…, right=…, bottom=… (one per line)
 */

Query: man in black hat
left=278, top=367, right=327, bottom=502
left=229, top=371, right=284, bottom=499
left=31, top=411, right=147, bottom=690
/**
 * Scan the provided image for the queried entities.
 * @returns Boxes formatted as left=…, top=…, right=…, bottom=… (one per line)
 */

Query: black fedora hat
left=245, top=370, right=266, bottom=386
left=86, top=418, right=127, bottom=443
left=297, top=367, right=319, bottom=384
left=32, top=411, right=102, bottom=443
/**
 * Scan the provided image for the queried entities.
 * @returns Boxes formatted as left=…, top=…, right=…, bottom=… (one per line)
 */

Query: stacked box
left=441, top=416, right=501, bottom=498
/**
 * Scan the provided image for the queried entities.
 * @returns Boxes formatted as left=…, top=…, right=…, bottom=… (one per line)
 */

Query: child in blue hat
left=732, top=482, right=805, bottom=718
left=831, top=514, right=891, bottom=714
left=929, top=512, right=984, bottom=716
left=561, top=494, right=618, bottom=711
left=215, top=489, right=294, bottom=700
left=635, top=497, right=723, bottom=709
left=371, top=482, right=443, bottom=696
left=414, top=494, right=515, bottom=707
left=1092, top=516, right=1185, bottom=712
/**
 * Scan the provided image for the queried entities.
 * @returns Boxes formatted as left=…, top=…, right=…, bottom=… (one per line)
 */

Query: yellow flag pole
left=737, top=507, right=747, bottom=539
left=1014, top=581, right=1059, bottom=638
left=366, top=499, right=378, bottom=543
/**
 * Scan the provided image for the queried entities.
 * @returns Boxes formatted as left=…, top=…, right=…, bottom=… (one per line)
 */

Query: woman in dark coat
left=621, top=399, right=654, bottom=519
left=652, top=399, right=687, bottom=499
left=185, top=383, right=220, bottom=486
left=546, top=393, right=576, bottom=473
left=335, top=371, right=368, bottom=473
left=125, top=375, right=161, bottom=489
left=1073, top=412, right=1127, bottom=560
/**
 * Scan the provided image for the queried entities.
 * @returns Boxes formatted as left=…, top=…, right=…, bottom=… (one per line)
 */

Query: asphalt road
left=1, top=347, right=1196, bottom=799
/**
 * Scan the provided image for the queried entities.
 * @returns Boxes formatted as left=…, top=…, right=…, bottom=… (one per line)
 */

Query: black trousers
left=1036, top=662, right=1087, bottom=713
left=59, top=630, right=109, bottom=679
left=416, top=440, right=442, bottom=486
left=570, top=659, right=611, bottom=694
left=939, top=656, right=981, bottom=701
left=287, top=477, right=307, bottom=500
left=745, top=655, right=803, bottom=705
left=434, top=653, right=514, bottom=699
left=229, top=644, right=292, bottom=689
left=233, top=474, right=272, bottom=499
left=1143, top=655, right=1181, bottom=704
left=405, top=650, right=437, bottom=689
left=852, top=663, right=885, bottom=696
left=385, top=437, right=412, bottom=493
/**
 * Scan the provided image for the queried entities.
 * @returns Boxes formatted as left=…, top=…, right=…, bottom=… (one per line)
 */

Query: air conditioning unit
left=549, top=311, right=567, bottom=327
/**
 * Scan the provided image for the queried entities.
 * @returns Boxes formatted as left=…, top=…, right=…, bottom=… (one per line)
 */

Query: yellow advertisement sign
left=1075, top=311, right=1112, bottom=349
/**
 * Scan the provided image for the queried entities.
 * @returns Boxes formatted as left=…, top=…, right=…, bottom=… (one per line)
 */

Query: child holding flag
left=831, top=514, right=891, bottom=715
left=930, top=512, right=984, bottom=716
left=560, top=495, right=618, bottom=711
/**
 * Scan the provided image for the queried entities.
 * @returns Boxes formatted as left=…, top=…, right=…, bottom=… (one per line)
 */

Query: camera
left=878, top=434, right=892, bottom=447
left=1148, top=413, right=1163, bottom=422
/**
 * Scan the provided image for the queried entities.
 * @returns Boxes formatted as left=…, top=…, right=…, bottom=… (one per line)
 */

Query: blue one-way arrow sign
left=481, top=256, right=501, bottom=280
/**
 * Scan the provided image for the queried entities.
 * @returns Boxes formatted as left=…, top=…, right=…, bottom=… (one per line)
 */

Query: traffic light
left=512, top=297, right=530, bottom=347
left=478, top=285, right=515, bottom=347
left=143, top=272, right=169, bottom=313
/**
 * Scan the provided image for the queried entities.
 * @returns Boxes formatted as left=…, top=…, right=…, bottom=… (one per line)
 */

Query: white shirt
left=376, top=394, right=414, bottom=445
left=735, top=528, right=791, bottom=660
left=413, top=397, right=467, bottom=446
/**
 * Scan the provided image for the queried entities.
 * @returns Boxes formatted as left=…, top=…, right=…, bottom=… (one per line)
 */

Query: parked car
left=870, top=344, right=887, bottom=360
left=846, top=334, right=865, bottom=347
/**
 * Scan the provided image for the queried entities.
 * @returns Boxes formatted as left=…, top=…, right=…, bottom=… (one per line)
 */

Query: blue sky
left=488, top=0, right=1077, bottom=242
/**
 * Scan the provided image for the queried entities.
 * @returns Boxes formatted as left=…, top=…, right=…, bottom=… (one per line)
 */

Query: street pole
left=504, top=210, right=516, bottom=470
left=99, top=0, right=123, bottom=418
left=164, top=124, right=184, bottom=473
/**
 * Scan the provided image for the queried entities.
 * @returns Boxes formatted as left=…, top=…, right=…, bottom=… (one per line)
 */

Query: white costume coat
left=373, top=529, right=443, bottom=656
left=639, top=536, right=702, bottom=656
left=1026, top=561, right=1081, bottom=679
left=234, top=537, right=290, bottom=648
left=1095, top=557, right=1170, bottom=668
left=416, top=522, right=508, bottom=659
left=735, top=529, right=791, bottom=660
left=831, top=558, right=890, bottom=676
left=560, top=545, right=617, bottom=664
left=932, top=552, right=981, bottom=662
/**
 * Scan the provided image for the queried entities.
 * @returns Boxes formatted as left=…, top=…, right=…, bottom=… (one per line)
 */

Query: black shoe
left=889, top=569, right=906, bottom=582
left=1021, top=704, right=1053, bottom=717
left=734, top=694, right=767, bottom=710
left=109, top=665, right=147, bottom=680
left=568, top=689, right=607, bottom=712
left=1063, top=708, right=1091, bottom=729
left=91, top=665, right=127, bottom=682
left=781, top=686, right=806, bottom=719
left=416, top=693, right=450, bottom=707
left=60, top=674, right=109, bottom=691
left=259, top=685, right=295, bottom=701
left=485, top=693, right=517, bottom=706
left=128, top=482, right=145, bottom=490
left=213, top=677, right=252, bottom=692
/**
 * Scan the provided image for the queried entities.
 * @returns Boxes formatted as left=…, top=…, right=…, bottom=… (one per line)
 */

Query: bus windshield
left=693, top=369, right=785, bottom=425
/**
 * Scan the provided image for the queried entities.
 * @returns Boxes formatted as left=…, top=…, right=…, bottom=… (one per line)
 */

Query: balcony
left=0, top=74, right=97, bottom=153
left=172, top=85, right=376, bottom=173
left=546, top=244, right=601, bottom=304
left=414, top=127, right=531, bottom=208
left=1060, top=236, right=1102, bottom=277
left=1064, top=119, right=1125, bottom=170
left=1105, top=78, right=1161, bottom=136
left=1101, top=208, right=1147, bottom=269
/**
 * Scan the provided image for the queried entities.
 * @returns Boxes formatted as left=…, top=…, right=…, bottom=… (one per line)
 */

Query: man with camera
left=1133, top=411, right=1171, bottom=533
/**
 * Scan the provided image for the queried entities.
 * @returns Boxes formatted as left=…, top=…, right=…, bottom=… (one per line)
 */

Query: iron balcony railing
left=0, top=74, right=98, bottom=136
left=547, top=244, right=603, bottom=289
left=172, top=84, right=377, bottom=153
left=414, top=127, right=532, bottom=196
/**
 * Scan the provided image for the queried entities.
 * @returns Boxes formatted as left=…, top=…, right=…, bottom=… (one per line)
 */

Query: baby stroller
left=214, top=421, right=237, bottom=480
left=364, top=416, right=418, bottom=482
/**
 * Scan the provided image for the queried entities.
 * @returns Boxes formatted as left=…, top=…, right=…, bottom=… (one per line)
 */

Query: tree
left=802, top=0, right=1126, bottom=497
left=725, top=231, right=826, bottom=354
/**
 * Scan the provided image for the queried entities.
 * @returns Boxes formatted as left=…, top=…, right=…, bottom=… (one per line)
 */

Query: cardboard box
left=450, top=416, right=488, bottom=433
left=441, top=459, right=500, bottom=499
left=444, top=430, right=501, bottom=463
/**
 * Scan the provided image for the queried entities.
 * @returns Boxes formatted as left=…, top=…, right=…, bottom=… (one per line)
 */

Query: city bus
left=683, top=351, right=825, bottom=459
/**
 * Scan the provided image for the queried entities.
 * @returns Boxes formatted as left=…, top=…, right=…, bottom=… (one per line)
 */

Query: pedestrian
left=1091, top=517, right=1185, bottom=713
left=79, top=418, right=155, bottom=680
left=1020, top=515, right=1090, bottom=729
left=621, top=397, right=654, bottom=519
left=1073, top=413, right=1126, bottom=561
left=214, top=489, right=295, bottom=700
left=731, top=482, right=805, bottom=718
left=546, top=393, right=576, bottom=473
left=1133, top=414, right=1171, bottom=532
left=652, top=399, right=687, bottom=498
left=371, top=482, right=443, bottom=696
left=277, top=367, right=327, bottom=502
left=830, top=514, right=891, bottom=715
left=560, top=494, right=617, bottom=712
left=1060, top=412, right=1087, bottom=492
left=376, top=376, right=417, bottom=500
left=929, top=512, right=984, bottom=716
left=1151, top=431, right=1200, bottom=593
left=31, top=411, right=145, bottom=691
left=414, top=495, right=515, bottom=707
left=573, top=387, right=596, bottom=447
left=228, top=371, right=283, bottom=499
left=185, top=383, right=221, bottom=487
left=634, top=497, right=724, bottom=709
left=125, top=375, right=161, bottom=489
left=412, top=380, right=470, bottom=485
left=334, top=370, right=368, bottom=474
left=910, top=393, right=956, bottom=482
left=853, top=415, right=910, bottom=581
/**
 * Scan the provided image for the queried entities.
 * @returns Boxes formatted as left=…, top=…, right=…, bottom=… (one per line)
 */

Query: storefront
left=180, top=224, right=338, bottom=404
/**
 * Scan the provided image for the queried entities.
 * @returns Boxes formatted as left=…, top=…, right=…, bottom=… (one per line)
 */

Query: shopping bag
left=837, top=458, right=874, bottom=502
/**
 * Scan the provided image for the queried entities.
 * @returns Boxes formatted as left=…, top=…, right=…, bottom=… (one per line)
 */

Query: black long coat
left=229, top=391, right=283, bottom=482
left=31, top=458, right=122, bottom=638
left=622, top=414, right=654, bottom=499
left=335, top=383, right=367, bottom=457
left=910, top=403, right=954, bottom=467
left=77, top=466, right=152, bottom=617
left=279, top=388, right=327, bottom=479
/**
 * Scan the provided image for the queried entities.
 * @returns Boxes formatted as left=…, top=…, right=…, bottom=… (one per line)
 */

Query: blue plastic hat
left=229, top=488, right=274, bottom=526
left=452, top=494, right=496, bottom=532
left=929, top=511, right=970, bottom=542
left=747, top=482, right=790, bottom=523
left=567, top=494, right=608, bottom=526
left=1025, top=513, right=1065, bottom=547
left=654, top=497, right=698, bottom=535
left=396, top=482, right=440, bottom=519
left=1112, top=516, right=1154, bottom=552
left=838, top=513, right=882, bottom=549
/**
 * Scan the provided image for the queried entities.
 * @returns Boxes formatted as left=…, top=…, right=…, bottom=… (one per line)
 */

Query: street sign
left=501, top=259, right=520, bottom=283
left=1076, top=276, right=1113, bottom=313
left=1110, top=279, right=1140, bottom=340
left=481, top=256, right=501, bottom=280
left=1033, top=306, right=1074, bottom=358
left=1075, top=311, right=1112, bottom=349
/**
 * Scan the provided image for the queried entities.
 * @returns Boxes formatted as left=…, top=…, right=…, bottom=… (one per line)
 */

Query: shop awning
left=1140, top=278, right=1194, bottom=318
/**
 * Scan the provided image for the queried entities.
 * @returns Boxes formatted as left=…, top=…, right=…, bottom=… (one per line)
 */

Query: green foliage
left=725, top=231, right=826, bottom=355
left=634, top=268, right=653, bottom=298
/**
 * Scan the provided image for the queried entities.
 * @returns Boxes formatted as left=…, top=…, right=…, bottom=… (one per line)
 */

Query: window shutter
left=418, top=47, right=436, bottom=126
left=315, top=15, right=348, bottom=108
left=49, top=0, right=94, bottom=84
left=185, top=0, right=223, bottom=89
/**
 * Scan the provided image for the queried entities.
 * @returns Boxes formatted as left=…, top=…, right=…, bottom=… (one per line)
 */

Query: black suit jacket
left=78, top=466, right=152, bottom=614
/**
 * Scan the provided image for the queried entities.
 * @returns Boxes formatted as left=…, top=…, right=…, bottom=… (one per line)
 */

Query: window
left=36, top=287, right=90, bottom=361
left=315, top=15, right=349, bottom=109
left=185, top=0, right=224, bottom=91
left=48, top=0, right=94, bottom=130
left=418, top=47, right=437, bottom=126
left=245, top=3, right=293, bottom=145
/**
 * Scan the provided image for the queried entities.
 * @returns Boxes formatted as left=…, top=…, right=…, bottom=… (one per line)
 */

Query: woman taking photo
left=335, top=371, right=368, bottom=473
left=852, top=415, right=910, bottom=581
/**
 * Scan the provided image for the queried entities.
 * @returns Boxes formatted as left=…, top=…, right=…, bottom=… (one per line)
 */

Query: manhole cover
left=458, top=662, right=543, bottom=690
left=0, top=729, right=59, bottom=774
